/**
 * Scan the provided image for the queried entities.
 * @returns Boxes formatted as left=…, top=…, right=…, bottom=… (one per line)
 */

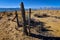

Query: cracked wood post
left=28, top=8, right=31, bottom=35
left=20, top=2, right=28, bottom=35
left=15, top=11, right=20, bottom=27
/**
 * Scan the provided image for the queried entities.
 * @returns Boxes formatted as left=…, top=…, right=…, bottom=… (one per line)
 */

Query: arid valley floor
left=0, top=10, right=60, bottom=40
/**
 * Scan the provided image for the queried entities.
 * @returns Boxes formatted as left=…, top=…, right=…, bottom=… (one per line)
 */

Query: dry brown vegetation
left=0, top=10, right=60, bottom=40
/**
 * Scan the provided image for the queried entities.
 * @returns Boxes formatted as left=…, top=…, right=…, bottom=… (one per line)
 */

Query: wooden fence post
left=28, top=8, right=31, bottom=35
left=15, top=11, right=20, bottom=27
left=20, top=2, right=28, bottom=35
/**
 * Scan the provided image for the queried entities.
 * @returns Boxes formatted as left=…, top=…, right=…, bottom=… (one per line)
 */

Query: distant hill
left=39, top=7, right=60, bottom=10
left=0, top=8, right=20, bottom=12
left=0, top=7, right=60, bottom=12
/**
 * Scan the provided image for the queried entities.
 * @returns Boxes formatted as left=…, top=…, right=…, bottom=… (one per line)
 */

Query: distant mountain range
left=0, top=8, right=20, bottom=12
left=0, top=7, right=60, bottom=12
left=39, top=7, right=60, bottom=10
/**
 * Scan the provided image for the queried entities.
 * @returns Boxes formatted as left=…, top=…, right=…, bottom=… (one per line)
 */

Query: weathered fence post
left=28, top=8, right=31, bottom=35
left=20, top=2, right=28, bottom=35
left=15, top=11, right=20, bottom=27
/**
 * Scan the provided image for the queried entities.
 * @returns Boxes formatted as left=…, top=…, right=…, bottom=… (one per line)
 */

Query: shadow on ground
left=27, top=19, right=60, bottom=40
left=30, top=19, right=53, bottom=32
left=28, top=33, right=60, bottom=40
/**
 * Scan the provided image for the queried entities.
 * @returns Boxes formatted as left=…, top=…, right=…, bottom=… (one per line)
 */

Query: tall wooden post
left=20, top=2, right=28, bottom=35
left=15, top=11, right=20, bottom=27
left=28, top=8, right=31, bottom=35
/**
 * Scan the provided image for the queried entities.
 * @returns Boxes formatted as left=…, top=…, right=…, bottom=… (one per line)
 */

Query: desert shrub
left=34, top=13, right=50, bottom=18
left=7, top=13, right=13, bottom=17
left=0, top=16, right=2, bottom=20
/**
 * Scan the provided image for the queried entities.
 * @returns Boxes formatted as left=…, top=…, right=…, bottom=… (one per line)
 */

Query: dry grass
left=0, top=10, right=60, bottom=40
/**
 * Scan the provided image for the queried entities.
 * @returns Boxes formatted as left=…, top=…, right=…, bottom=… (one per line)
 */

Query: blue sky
left=0, top=0, right=60, bottom=8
